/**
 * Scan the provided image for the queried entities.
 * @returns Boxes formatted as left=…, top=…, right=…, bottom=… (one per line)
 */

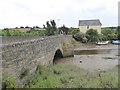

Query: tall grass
left=2, top=77, right=16, bottom=88
left=25, top=63, right=118, bottom=88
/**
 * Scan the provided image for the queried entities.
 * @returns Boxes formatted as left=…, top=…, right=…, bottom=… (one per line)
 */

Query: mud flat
left=55, top=44, right=119, bottom=72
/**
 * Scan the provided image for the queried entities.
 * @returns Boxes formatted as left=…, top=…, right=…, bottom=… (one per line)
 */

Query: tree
left=36, top=26, right=39, bottom=28
left=101, top=29, right=113, bottom=36
left=50, top=20, right=57, bottom=35
left=3, top=28, right=9, bottom=31
left=25, top=26, right=29, bottom=28
left=46, top=21, right=52, bottom=35
left=20, top=26, right=24, bottom=28
left=44, top=20, right=58, bottom=36
left=50, top=20, right=56, bottom=28
left=43, top=24, right=46, bottom=28
left=85, top=29, right=99, bottom=42
left=101, top=28, right=117, bottom=40
left=15, top=27, right=18, bottom=29
left=59, top=25, right=69, bottom=35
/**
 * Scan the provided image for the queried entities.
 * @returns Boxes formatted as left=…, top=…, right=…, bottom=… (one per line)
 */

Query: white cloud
left=0, top=0, right=119, bottom=28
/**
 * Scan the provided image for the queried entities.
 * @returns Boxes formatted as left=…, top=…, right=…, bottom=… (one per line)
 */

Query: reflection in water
left=54, top=47, right=118, bottom=71
left=74, top=49, right=117, bottom=55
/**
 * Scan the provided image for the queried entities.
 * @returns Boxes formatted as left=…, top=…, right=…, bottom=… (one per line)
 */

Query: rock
left=80, top=61, right=82, bottom=63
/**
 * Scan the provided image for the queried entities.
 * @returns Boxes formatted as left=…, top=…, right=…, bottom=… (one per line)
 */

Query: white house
left=78, top=19, right=102, bottom=34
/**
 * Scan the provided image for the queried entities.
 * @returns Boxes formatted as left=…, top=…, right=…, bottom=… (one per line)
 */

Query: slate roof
left=78, top=19, right=102, bottom=26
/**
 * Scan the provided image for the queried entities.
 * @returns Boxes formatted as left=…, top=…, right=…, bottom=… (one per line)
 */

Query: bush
left=71, top=29, right=80, bottom=36
left=98, top=34, right=107, bottom=41
left=101, top=29, right=117, bottom=40
left=101, top=29, right=113, bottom=36
left=85, top=29, right=99, bottom=42
left=73, top=32, right=85, bottom=41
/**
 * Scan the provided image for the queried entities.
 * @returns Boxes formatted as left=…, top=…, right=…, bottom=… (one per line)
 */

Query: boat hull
left=112, top=40, right=120, bottom=45
left=96, top=41, right=109, bottom=45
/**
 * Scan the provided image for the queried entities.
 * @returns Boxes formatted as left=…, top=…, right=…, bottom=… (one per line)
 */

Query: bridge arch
left=53, top=49, right=63, bottom=63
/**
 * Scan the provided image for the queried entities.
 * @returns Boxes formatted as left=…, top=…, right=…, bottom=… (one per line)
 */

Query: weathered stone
left=1, top=35, right=74, bottom=87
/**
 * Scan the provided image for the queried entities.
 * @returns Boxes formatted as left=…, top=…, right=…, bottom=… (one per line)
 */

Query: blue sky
left=0, top=0, right=119, bottom=29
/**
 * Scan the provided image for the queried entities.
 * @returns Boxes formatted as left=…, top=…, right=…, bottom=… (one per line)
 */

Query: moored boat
left=112, top=40, right=120, bottom=45
left=96, top=41, right=109, bottom=45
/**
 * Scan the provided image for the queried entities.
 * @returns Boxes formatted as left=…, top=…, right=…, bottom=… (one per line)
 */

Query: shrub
left=73, top=32, right=85, bottom=42
left=71, top=29, right=80, bottom=36
left=101, top=29, right=113, bottom=36
left=85, top=29, right=99, bottom=42
left=101, top=29, right=117, bottom=40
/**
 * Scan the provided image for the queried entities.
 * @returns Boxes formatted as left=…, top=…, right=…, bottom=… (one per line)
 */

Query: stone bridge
left=1, top=35, right=74, bottom=86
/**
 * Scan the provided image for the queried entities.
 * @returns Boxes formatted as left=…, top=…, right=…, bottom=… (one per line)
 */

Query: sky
left=0, top=0, right=119, bottom=29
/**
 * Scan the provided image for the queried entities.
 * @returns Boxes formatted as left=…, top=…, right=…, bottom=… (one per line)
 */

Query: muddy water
left=54, top=44, right=119, bottom=72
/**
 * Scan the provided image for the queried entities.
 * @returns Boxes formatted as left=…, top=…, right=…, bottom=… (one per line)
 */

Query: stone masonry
left=1, top=35, right=73, bottom=87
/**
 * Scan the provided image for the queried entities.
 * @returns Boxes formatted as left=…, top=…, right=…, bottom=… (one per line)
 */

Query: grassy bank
left=25, top=62, right=118, bottom=88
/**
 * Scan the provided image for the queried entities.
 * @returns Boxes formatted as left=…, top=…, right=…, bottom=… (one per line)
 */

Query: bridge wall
left=1, top=35, right=74, bottom=86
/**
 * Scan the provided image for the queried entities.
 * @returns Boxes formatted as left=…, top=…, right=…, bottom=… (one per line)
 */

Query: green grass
left=0, top=29, right=46, bottom=36
left=25, top=63, right=118, bottom=88
left=2, top=77, right=16, bottom=88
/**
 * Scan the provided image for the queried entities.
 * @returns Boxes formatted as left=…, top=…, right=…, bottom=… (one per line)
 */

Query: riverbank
left=74, top=43, right=118, bottom=50
left=25, top=44, right=119, bottom=88
left=3, top=42, right=119, bottom=88
left=25, top=62, right=118, bottom=88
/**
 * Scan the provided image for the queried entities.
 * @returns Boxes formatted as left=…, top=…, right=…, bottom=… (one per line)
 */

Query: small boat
left=112, top=40, right=120, bottom=45
left=96, top=41, right=109, bottom=45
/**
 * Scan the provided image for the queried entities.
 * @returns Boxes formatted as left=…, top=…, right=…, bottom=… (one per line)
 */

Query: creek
left=54, top=44, right=119, bottom=72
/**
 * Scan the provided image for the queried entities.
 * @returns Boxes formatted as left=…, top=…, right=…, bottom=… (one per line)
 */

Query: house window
left=87, top=25, right=89, bottom=29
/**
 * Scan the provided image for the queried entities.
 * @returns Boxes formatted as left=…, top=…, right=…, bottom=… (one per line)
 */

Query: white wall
left=79, top=25, right=101, bottom=34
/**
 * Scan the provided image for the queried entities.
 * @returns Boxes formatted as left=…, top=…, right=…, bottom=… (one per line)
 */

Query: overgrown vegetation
left=101, top=29, right=118, bottom=41
left=2, top=77, right=16, bottom=89
left=0, top=29, right=46, bottom=36
left=85, top=29, right=99, bottom=42
left=43, top=20, right=58, bottom=36
left=70, top=28, right=80, bottom=36
left=25, top=63, right=118, bottom=88
left=73, top=32, right=87, bottom=43
left=59, top=25, right=69, bottom=35
left=73, top=27, right=118, bottom=43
